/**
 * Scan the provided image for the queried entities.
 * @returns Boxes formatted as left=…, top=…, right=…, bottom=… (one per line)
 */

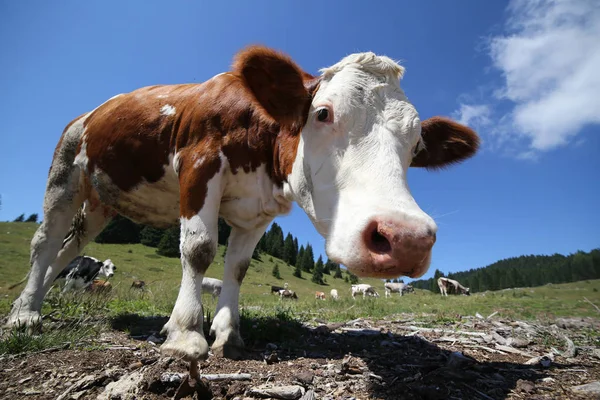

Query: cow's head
left=234, top=46, right=479, bottom=279
left=101, top=259, right=116, bottom=278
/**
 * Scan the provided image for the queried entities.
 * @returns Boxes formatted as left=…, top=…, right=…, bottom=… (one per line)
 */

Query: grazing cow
left=330, top=289, right=339, bottom=300
left=279, top=289, right=298, bottom=300
left=315, top=291, right=326, bottom=300
left=271, top=283, right=288, bottom=295
left=86, top=279, right=112, bottom=293
left=437, top=277, right=470, bottom=296
left=202, top=277, right=223, bottom=299
left=351, top=284, right=380, bottom=299
left=55, top=256, right=116, bottom=293
left=384, top=282, right=414, bottom=297
left=6, top=46, right=479, bottom=371
left=131, top=280, right=146, bottom=290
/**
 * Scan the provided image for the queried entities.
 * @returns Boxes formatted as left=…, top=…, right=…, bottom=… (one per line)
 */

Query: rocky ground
left=1, top=313, right=599, bottom=400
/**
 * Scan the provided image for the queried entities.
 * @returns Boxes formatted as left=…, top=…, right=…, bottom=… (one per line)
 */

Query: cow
left=330, top=289, right=339, bottom=300
left=6, top=45, right=479, bottom=373
left=55, top=256, right=116, bottom=293
left=271, top=283, right=288, bottom=295
left=437, top=277, right=470, bottom=296
left=384, top=282, right=414, bottom=297
left=279, top=289, right=298, bottom=300
left=351, top=284, right=380, bottom=299
left=86, top=279, right=112, bottom=294
left=131, top=280, right=146, bottom=290
left=315, top=291, right=326, bottom=300
left=202, top=277, right=223, bottom=299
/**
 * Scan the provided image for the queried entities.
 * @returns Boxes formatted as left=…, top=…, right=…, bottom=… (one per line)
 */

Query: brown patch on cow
left=178, top=144, right=222, bottom=219
left=235, top=260, right=251, bottom=284
left=411, top=117, right=480, bottom=170
left=65, top=46, right=316, bottom=222
left=181, top=238, right=216, bottom=274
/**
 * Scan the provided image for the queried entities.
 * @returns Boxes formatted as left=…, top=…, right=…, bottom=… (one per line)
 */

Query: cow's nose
left=362, top=218, right=436, bottom=277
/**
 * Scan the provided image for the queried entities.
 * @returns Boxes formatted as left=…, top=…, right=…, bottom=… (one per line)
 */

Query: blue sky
left=1, top=0, right=598, bottom=282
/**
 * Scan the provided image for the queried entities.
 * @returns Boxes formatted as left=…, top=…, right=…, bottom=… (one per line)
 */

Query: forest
left=411, top=248, right=600, bottom=293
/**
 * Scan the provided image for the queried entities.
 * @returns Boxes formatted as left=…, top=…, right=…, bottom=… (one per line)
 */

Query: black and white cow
left=55, top=256, right=116, bottom=292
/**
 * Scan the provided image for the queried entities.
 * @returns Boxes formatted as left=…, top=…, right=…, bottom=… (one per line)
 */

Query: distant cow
left=437, top=277, right=470, bottom=296
left=351, top=284, right=380, bottom=299
left=384, top=282, right=414, bottom=297
left=330, top=289, right=339, bottom=300
left=271, top=283, right=289, bottom=294
left=56, top=256, right=116, bottom=292
left=202, top=277, right=223, bottom=299
left=279, top=289, right=298, bottom=300
left=131, top=280, right=146, bottom=290
left=315, top=291, right=326, bottom=300
left=86, top=279, right=112, bottom=294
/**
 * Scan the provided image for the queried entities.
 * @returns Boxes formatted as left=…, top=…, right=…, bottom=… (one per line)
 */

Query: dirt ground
left=1, top=314, right=599, bottom=400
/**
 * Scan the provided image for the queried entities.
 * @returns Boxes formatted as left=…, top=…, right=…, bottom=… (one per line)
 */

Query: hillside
left=0, top=222, right=384, bottom=300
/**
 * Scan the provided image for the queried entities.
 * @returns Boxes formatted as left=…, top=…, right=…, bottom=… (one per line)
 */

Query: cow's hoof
left=4, top=312, right=42, bottom=331
left=211, top=343, right=247, bottom=360
left=160, top=329, right=209, bottom=362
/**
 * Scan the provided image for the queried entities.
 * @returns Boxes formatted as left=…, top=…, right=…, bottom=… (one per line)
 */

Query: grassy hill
left=0, top=222, right=384, bottom=312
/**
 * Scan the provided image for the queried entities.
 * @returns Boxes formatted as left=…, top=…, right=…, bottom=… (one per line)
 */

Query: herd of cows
left=15, top=255, right=471, bottom=301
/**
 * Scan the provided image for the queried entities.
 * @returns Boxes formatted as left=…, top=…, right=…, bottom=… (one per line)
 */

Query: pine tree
left=293, top=264, right=302, bottom=278
left=302, top=244, right=315, bottom=272
left=283, top=233, right=296, bottom=265
left=272, top=263, right=281, bottom=279
left=140, top=226, right=166, bottom=247
left=13, top=214, right=25, bottom=222
left=25, top=213, right=38, bottom=223
left=157, top=226, right=181, bottom=258
left=347, top=271, right=359, bottom=284
left=95, top=214, right=141, bottom=244
left=311, top=256, right=324, bottom=285
left=296, top=245, right=305, bottom=268
left=334, top=264, right=343, bottom=279
left=323, top=259, right=336, bottom=275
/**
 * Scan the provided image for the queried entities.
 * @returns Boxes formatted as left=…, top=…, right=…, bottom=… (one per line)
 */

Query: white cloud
left=453, top=104, right=491, bottom=129
left=459, top=0, right=600, bottom=156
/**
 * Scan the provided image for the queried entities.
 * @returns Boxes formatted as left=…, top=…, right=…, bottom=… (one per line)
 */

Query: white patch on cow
left=193, top=155, right=205, bottom=169
left=220, top=163, right=290, bottom=231
left=173, top=151, right=182, bottom=176
left=157, top=94, right=169, bottom=99
left=160, top=104, right=176, bottom=116
left=91, top=154, right=180, bottom=227
left=284, top=51, right=438, bottom=278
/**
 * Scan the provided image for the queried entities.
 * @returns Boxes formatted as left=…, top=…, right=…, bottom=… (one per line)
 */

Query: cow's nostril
left=370, top=229, right=391, bottom=254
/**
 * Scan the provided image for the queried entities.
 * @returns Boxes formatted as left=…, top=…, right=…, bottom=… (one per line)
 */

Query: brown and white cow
left=437, top=277, right=470, bottom=296
left=315, top=291, right=326, bottom=300
left=6, top=46, right=479, bottom=371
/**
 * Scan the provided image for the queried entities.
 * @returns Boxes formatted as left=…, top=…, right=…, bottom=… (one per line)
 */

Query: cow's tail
left=8, top=272, right=30, bottom=290
left=61, top=204, right=86, bottom=250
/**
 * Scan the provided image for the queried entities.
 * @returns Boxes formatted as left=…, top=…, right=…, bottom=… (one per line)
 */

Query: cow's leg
left=160, top=162, right=222, bottom=365
left=5, top=167, right=87, bottom=329
left=210, top=224, right=268, bottom=359
left=42, top=200, right=112, bottom=294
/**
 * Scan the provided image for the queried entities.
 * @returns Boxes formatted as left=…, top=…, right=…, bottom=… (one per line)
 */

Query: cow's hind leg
left=42, top=200, right=113, bottom=294
left=6, top=157, right=86, bottom=329
left=210, top=224, right=268, bottom=360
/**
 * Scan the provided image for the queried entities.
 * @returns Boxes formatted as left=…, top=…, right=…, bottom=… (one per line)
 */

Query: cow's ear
left=411, top=117, right=480, bottom=169
left=233, top=45, right=313, bottom=127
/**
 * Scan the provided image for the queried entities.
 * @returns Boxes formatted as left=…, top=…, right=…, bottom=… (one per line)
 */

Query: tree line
left=89, top=215, right=358, bottom=286
left=411, top=248, right=600, bottom=293
left=12, top=213, right=39, bottom=223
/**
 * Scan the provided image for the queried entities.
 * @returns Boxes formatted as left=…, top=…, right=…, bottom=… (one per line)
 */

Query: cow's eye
left=316, top=107, right=332, bottom=123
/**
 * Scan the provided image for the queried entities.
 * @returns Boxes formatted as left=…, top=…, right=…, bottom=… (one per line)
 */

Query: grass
left=1, top=222, right=600, bottom=355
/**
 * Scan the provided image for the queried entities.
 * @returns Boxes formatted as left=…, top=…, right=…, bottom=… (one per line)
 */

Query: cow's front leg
left=210, top=225, right=268, bottom=359
left=160, top=153, right=222, bottom=365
